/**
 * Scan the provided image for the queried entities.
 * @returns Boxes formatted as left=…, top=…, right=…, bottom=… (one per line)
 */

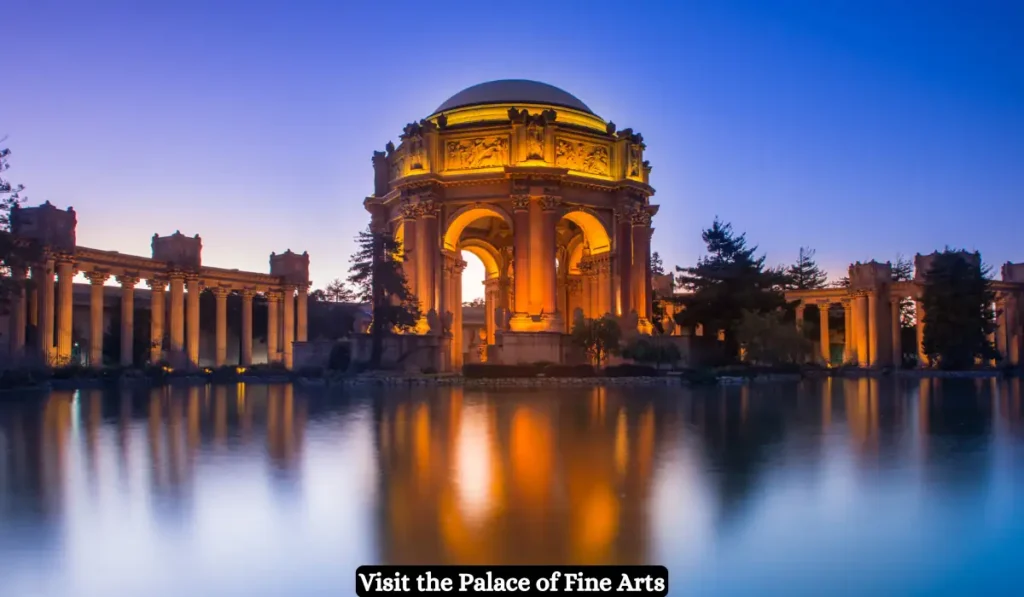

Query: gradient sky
left=5, top=0, right=1023, bottom=300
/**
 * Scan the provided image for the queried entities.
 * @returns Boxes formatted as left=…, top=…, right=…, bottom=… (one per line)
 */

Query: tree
left=674, top=218, right=787, bottom=360
left=784, top=247, right=828, bottom=290
left=735, top=309, right=812, bottom=366
left=920, top=250, right=997, bottom=369
left=0, top=141, right=38, bottom=307
left=570, top=315, right=621, bottom=367
left=324, top=278, right=356, bottom=303
left=890, top=253, right=916, bottom=329
left=650, top=251, right=664, bottom=276
left=347, top=226, right=420, bottom=368
left=463, top=297, right=485, bottom=308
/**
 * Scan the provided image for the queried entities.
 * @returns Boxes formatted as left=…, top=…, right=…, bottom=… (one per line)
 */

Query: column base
left=509, top=312, right=563, bottom=332
left=494, top=330, right=563, bottom=365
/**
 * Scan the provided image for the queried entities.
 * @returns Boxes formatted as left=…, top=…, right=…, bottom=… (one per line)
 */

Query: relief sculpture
left=555, top=139, right=610, bottom=175
left=445, top=136, right=510, bottom=170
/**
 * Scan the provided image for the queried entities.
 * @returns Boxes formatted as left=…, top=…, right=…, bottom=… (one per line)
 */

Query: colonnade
left=6, top=256, right=309, bottom=369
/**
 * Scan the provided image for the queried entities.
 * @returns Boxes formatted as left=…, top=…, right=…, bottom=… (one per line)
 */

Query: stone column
left=867, top=291, right=879, bottom=367
left=511, top=195, right=531, bottom=316
left=631, top=210, right=652, bottom=322
left=241, top=289, right=254, bottom=366
left=841, top=298, right=853, bottom=364
left=915, top=299, right=928, bottom=367
left=400, top=204, right=418, bottom=305
left=795, top=302, right=805, bottom=333
left=168, top=273, right=186, bottom=354
left=538, top=196, right=560, bottom=323
left=147, top=278, right=166, bottom=363
left=890, top=296, right=902, bottom=368
left=282, top=285, right=295, bottom=370
left=597, top=255, right=613, bottom=317
left=1009, top=293, right=1021, bottom=366
left=266, top=290, right=280, bottom=364
left=452, top=262, right=465, bottom=369
left=55, top=257, right=75, bottom=364
left=483, top=277, right=498, bottom=344
left=855, top=293, right=869, bottom=368
left=8, top=267, right=27, bottom=357
left=818, top=301, right=831, bottom=364
left=33, top=261, right=55, bottom=361
left=616, top=208, right=633, bottom=316
left=417, top=200, right=439, bottom=315
left=996, top=297, right=1008, bottom=359
left=296, top=285, right=308, bottom=343
left=185, top=275, right=202, bottom=367
left=212, top=287, right=229, bottom=367
left=85, top=271, right=109, bottom=367
left=117, top=275, right=139, bottom=367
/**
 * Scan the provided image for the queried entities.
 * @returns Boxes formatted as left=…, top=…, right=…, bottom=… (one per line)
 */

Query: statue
left=572, top=307, right=585, bottom=329
left=441, top=311, right=454, bottom=335
left=526, top=121, right=544, bottom=160
left=426, top=309, right=442, bottom=336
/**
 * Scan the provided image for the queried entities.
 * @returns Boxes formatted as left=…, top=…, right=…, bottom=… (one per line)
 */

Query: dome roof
left=433, top=80, right=594, bottom=115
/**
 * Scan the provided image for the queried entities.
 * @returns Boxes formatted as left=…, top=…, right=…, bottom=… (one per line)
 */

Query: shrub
left=328, top=342, right=352, bottom=371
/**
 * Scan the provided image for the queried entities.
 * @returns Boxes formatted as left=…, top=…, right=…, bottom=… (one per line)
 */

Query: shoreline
left=1, top=366, right=1019, bottom=394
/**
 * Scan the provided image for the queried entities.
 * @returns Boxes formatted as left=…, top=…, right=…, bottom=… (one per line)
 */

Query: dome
left=432, top=80, right=594, bottom=115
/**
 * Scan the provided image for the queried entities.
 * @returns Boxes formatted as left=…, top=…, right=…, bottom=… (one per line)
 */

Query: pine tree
left=347, top=227, right=420, bottom=368
left=674, top=218, right=787, bottom=359
left=920, top=250, right=997, bottom=369
left=650, top=251, right=664, bottom=276
left=0, top=142, right=39, bottom=306
left=784, top=247, right=828, bottom=290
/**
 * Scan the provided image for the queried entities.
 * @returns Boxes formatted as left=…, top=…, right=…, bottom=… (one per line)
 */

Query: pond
left=1, top=379, right=1023, bottom=596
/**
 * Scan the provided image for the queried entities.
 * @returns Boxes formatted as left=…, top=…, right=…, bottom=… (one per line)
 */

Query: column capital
left=419, top=199, right=440, bottom=218
left=146, top=277, right=167, bottom=291
left=296, top=283, right=310, bottom=295
left=184, top=272, right=202, bottom=284
left=210, top=285, right=231, bottom=298
left=399, top=200, right=419, bottom=221
left=265, top=289, right=282, bottom=302
left=816, top=299, right=832, bottom=309
left=840, top=297, right=853, bottom=307
left=51, top=250, right=75, bottom=265
left=116, top=274, right=140, bottom=288
left=630, top=210, right=652, bottom=227
left=538, top=195, right=562, bottom=211
left=85, top=270, right=110, bottom=285
left=240, top=288, right=256, bottom=299
left=510, top=195, right=531, bottom=212
left=167, top=269, right=188, bottom=281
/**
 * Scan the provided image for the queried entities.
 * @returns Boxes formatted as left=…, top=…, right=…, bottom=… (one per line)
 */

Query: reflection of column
left=34, top=261, right=55, bottom=361
left=267, top=290, right=280, bottom=364
left=86, top=271, right=109, bottom=367
left=511, top=195, right=531, bottom=315
left=55, top=258, right=75, bottom=364
left=147, top=279, right=166, bottom=363
left=890, top=297, right=902, bottom=368
left=841, top=298, right=853, bottom=363
left=212, top=287, right=228, bottom=367
left=168, top=272, right=185, bottom=354
left=631, top=210, right=652, bottom=321
left=916, top=299, right=928, bottom=367
left=185, top=275, right=201, bottom=366
left=9, top=267, right=27, bottom=356
left=538, top=196, right=560, bottom=321
left=867, top=291, right=878, bottom=367
left=817, top=301, right=831, bottom=364
left=241, top=289, right=254, bottom=366
left=616, top=207, right=632, bottom=316
left=855, top=293, right=869, bottom=367
left=296, top=286, right=308, bottom=343
left=795, top=302, right=805, bottom=333
left=117, top=275, right=139, bottom=367
left=417, top=200, right=439, bottom=315
left=282, top=285, right=295, bottom=369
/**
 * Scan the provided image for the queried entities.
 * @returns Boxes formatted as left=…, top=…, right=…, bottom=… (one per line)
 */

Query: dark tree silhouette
left=920, top=250, right=997, bottom=369
left=347, top=227, right=420, bottom=368
left=650, top=251, right=664, bottom=276
left=784, top=247, right=828, bottom=290
left=674, top=218, right=787, bottom=360
left=0, top=142, right=40, bottom=307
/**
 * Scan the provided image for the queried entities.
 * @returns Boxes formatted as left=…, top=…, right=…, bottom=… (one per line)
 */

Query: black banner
left=355, top=566, right=669, bottom=596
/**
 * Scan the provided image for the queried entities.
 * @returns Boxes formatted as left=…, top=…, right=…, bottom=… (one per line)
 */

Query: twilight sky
left=5, top=0, right=1023, bottom=300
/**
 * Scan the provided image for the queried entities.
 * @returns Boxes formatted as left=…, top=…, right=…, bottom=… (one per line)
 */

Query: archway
left=560, top=208, right=612, bottom=255
left=556, top=209, right=613, bottom=325
left=442, top=210, right=513, bottom=369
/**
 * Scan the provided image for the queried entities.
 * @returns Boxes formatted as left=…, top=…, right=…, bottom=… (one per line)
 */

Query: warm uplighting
left=162, top=366, right=173, bottom=373
left=236, top=367, right=247, bottom=374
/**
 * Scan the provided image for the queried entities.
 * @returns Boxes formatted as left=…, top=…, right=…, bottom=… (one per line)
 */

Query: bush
left=0, top=368, right=46, bottom=390
left=328, top=342, right=352, bottom=371
left=462, top=363, right=596, bottom=379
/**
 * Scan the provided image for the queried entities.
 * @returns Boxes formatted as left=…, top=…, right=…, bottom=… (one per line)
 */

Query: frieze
left=445, top=136, right=509, bottom=170
left=555, top=139, right=610, bottom=176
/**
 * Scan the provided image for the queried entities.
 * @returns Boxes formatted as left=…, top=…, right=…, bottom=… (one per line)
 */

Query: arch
left=443, top=204, right=513, bottom=251
left=566, top=237, right=586, bottom=275
left=561, top=208, right=611, bottom=255
left=459, top=238, right=502, bottom=280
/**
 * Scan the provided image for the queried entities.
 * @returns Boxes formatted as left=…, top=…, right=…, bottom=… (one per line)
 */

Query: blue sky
left=5, top=0, right=1023, bottom=298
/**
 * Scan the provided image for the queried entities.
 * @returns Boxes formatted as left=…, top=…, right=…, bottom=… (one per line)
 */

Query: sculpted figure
left=426, top=309, right=442, bottom=336
left=441, top=311, right=454, bottom=335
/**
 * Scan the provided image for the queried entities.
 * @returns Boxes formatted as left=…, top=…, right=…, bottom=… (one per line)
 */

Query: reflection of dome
left=432, top=80, right=594, bottom=115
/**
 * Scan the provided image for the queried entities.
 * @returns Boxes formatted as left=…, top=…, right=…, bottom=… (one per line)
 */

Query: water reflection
left=0, top=379, right=1023, bottom=596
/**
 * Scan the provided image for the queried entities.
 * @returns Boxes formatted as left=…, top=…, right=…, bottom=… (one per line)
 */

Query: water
left=1, top=379, right=1023, bottom=597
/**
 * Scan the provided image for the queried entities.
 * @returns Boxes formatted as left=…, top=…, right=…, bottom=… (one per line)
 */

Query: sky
left=4, top=0, right=1023, bottom=300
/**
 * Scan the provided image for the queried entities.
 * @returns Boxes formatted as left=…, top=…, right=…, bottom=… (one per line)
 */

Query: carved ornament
left=538, top=195, right=561, bottom=211
left=445, top=136, right=509, bottom=170
left=418, top=200, right=440, bottom=218
left=400, top=201, right=418, bottom=220
left=146, top=278, right=167, bottom=291
left=630, top=211, right=652, bottom=227
left=555, top=139, right=610, bottom=175
left=510, top=195, right=531, bottom=212
left=116, top=274, right=140, bottom=287
left=85, top=271, right=110, bottom=285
